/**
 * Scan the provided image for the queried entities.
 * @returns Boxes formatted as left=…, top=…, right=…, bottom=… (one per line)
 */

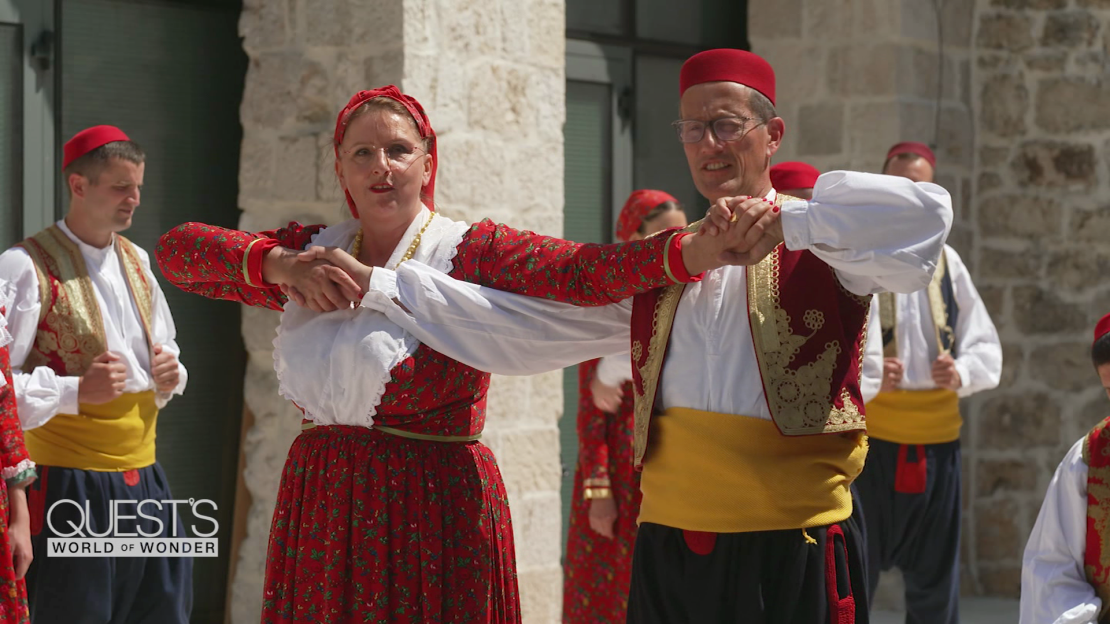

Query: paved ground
left=871, top=597, right=1019, bottom=623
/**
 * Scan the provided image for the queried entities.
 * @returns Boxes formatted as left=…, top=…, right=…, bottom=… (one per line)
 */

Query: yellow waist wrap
left=24, top=390, right=158, bottom=471
left=638, top=407, right=868, bottom=533
left=865, top=389, right=961, bottom=445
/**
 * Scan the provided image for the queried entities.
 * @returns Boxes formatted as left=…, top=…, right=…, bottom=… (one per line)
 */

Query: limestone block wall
left=232, top=0, right=566, bottom=622
left=969, top=0, right=1110, bottom=597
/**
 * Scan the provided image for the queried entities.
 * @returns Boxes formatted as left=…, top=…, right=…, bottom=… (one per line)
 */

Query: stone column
left=233, top=0, right=566, bottom=621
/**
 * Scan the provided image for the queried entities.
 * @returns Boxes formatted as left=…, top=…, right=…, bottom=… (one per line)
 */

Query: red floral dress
left=156, top=219, right=689, bottom=624
left=563, top=359, right=639, bottom=623
left=0, top=320, right=34, bottom=624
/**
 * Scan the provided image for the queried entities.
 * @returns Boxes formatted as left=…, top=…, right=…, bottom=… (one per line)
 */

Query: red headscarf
left=333, top=86, right=438, bottom=217
left=770, top=162, right=820, bottom=191
left=886, top=142, right=936, bottom=170
left=616, top=190, right=679, bottom=242
left=63, top=125, right=130, bottom=170
left=1096, top=313, right=1110, bottom=346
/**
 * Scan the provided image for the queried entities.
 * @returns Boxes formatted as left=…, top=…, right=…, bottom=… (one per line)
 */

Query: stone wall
left=969, top=0, right=1110, bottom=597
left=231, top=0, right=565, bottom=621
left=756, top=0, right=1110, bottom=606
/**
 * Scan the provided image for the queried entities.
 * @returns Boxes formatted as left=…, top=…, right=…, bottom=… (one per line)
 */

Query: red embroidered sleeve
left=451, top=219, right=696, bottom=305
left=576, top=360, right=611, bottom=494
left=156, top=222, right=325, bottom=311
left=0, top=344, right=32, bottom=486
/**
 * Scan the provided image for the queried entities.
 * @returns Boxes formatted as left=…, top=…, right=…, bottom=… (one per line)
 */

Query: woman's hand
left=590, top=375, right=624, bottom=413
left=8, top=485, right=32, bottom=579
left=588, top=497, right=618, bottom=539
left=263, top=246, right=363, bottom=312
left=282, top=247, right=374, bottom=310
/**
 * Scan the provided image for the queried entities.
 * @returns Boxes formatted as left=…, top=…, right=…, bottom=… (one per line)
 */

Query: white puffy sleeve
left=359, top=260, right=632, bottom=375
left=779, top=171, right=953, bottom=296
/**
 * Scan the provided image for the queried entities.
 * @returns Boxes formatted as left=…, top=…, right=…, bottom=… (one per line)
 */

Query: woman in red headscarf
left=563, top=191, right=685, bottom=624
left=155, top=88, right=730, bottom=623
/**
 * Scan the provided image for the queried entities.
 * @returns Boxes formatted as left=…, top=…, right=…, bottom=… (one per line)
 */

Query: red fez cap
left=1096, top=313, right=1110, bottom=346
left=63, top=125, right=130, bottom=170
left=886, top=142, right=936, bottom=170
left=680, top=49, right=776, bottom=106
left=770, top=162, right=820, bottom=191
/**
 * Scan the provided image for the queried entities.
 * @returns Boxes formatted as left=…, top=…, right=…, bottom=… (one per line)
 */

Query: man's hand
left=588, top=497, right=618, bottom=539
left=590, top=375, right=624, bottom=413
left=78, top=351, right=127, bottom=405
left=151, top=343, right=180, bottom=393
left=931, top=353, right=962, bottom=390
left=263, top=246, right=362, bottom=313
left=881, top=357, right=904, bottom=392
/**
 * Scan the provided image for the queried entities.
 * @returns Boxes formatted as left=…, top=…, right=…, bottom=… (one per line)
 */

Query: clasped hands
left=261, top=195, right=783, bottom=313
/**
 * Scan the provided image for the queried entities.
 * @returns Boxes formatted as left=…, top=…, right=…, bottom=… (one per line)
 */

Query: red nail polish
left=772, top=205, right=780, bottom=213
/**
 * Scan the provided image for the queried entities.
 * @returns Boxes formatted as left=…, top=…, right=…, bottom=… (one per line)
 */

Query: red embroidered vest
left=16, top=225, right=155, bottom=376
left=1084, top=416, right=1110, bottom=623
left=629, top=200, right=871, bottom=467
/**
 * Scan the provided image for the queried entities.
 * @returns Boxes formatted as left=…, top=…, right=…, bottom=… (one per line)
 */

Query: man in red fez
left=882, top=141, right=936, bottom=183
left=613, top=49, right=953, bottom=623
left=1021, top=313, right=1110, bottom=623
left=855, top=140, right=1000, bottom=623
left=769, top=161, right=821, bottom=200
left=0, top=126, right=192, bottom=622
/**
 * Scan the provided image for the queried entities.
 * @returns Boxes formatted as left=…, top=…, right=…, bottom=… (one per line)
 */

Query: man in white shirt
left=856, top=142, right=1002, bottom=624
left=0, top=126, right=191, bottom=622
left=1020, top=313, right=1110, bottom=624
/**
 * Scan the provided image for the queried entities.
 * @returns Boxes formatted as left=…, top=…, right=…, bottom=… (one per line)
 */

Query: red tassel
left=825, top=524, right=856, bottom=624
left=123, top=469, right=140, bottom=487
left=894, top=444, right=928, bottom=494
left=28, top=466, right=47, bottom=537
left=682, top=530, right=717, bottom=555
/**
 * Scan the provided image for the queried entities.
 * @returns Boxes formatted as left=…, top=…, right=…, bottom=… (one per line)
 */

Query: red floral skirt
left=0, top=480, right=28, bottom=624
left=262, top=425, right=520, bottom=623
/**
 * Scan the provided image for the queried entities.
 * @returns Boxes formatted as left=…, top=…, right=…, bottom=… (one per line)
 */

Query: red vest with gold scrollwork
left=628, top=203, right=871, bottom=468
left=1083, top=416, right=1110, bottom=624
left=15, top=225, right=155, bottom=377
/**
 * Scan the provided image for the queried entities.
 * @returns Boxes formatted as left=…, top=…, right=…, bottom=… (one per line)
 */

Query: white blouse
left=272, top=208, right=470, bottom=427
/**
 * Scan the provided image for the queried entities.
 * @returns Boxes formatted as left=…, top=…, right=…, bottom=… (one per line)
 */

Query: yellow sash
left=865, top=389, right=961, bottom=445
left=24, top=391, right=159, bottom=471
left=638, top=407, right=867, bottom=533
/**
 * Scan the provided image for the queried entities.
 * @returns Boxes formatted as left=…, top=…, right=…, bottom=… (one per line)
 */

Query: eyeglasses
left=344, top=144, right=426, bottom=170
left=671, top=116, right=765, bottom=144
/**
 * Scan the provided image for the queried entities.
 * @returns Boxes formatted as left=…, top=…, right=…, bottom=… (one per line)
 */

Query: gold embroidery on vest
left=19, top=227, right=109, bottom=376
left=1085, top=424, right=1110, bottom=623
left=746, top=244, right=866, bottom=433
left=116, top=236, right=156, bottom=357
left=926, top=250, right=954, bottom=356
left=17, top=227, right=155, bottom=376
left=633, top=283, right=685, bottom=466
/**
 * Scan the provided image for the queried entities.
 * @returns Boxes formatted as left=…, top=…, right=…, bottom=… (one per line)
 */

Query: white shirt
left=1020, top=437, right=1100, bottom=624
left=595, top=353, right=633, bottom=387
left=0, top=220, right=188, bottom=429
left=860, top=245, right=1002, bottom=398
left=361, top=171, right=952, bottom=421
